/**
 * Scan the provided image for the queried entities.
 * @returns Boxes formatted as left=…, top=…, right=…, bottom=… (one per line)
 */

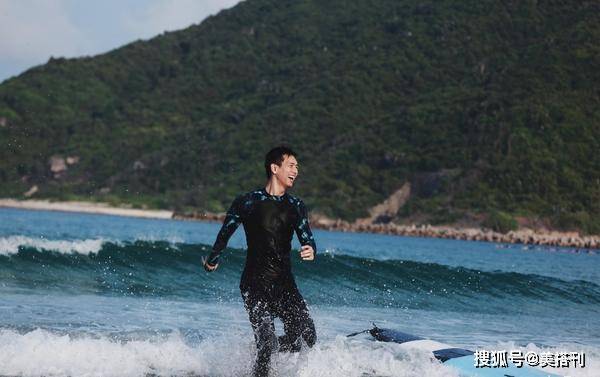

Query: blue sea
left=0, top=207, right=598, bottom=376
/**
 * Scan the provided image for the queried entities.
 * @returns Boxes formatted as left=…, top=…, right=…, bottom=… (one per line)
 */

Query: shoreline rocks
left=312, top=217, right=600, bottom=250
left=1, top=199, right=596, bottom=249
left=175, top=211, right=600, bottom=249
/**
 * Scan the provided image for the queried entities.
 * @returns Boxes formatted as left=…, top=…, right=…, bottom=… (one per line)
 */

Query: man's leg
left=277, top=286, right=316, bottom=353
left=242, top=289, right=277, bottom=377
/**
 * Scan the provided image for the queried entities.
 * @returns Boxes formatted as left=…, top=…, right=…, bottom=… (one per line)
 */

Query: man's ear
left=270, top=163, right=279, bottom=176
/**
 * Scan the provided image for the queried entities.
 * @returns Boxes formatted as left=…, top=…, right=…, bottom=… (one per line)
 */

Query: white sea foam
left=0, top=235, right=106, bottom=256
left=278, top=335, right=456, bottom=377
left=0, top=328, right=463, bottom=377
left=131, top=233, right=185, bottom=245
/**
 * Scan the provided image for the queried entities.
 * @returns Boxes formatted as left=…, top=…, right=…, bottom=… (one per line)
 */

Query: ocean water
left=0, top=207, right=598, bottom=377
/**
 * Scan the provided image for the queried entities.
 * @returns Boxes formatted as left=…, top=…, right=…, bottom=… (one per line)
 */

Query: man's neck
left=264, top=179, right=286, bottom=197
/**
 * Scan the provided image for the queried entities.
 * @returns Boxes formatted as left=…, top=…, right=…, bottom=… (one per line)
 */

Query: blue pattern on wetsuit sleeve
left=207, top=194, right=246, bottom=265
left=294, top=199, right=317, bottom=255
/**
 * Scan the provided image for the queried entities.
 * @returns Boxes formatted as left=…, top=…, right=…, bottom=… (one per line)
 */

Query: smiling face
left=271, top=154, right=299, bottom=189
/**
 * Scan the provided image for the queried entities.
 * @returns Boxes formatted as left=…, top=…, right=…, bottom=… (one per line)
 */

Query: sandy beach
left=0, top=199, right=173, bottom=219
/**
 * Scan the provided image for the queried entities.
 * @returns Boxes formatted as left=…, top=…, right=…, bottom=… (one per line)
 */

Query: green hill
left=1, top=0, right=599, bottom=233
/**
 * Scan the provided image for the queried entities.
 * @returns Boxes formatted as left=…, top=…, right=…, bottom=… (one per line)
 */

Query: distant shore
left=1, top=198, right=598, bottom=249
left=0, top=198, right=173, bottom=219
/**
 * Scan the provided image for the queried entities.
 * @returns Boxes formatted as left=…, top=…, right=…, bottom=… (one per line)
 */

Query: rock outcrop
left=23, top=185, right=38, bottom=198
left=49, top=156, right=67, bottom=174
left=358, top=183, right=411, bottom=224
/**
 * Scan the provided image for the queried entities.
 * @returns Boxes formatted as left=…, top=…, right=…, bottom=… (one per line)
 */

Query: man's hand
left=299, top=245, right=315, bottom=261
left=202, top=256, right=219, bottom=272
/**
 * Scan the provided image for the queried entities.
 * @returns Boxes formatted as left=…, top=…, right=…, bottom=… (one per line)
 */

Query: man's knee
left=279, top=318, right=316, bottom=351
left=281, top=301, right=317, bottom=349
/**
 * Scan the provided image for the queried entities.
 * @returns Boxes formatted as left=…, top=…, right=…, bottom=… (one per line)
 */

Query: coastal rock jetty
left=175, top=211, right=599, bottom=249
left=310, top=215, right=600, bottom=250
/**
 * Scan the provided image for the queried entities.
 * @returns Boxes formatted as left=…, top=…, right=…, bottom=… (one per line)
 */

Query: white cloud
left=0, top=0, right=92, bottom=63
left=0, top=0, right=242, bottom=82
left=0, top=0, right=95, bottom=81
left=121, top=0, right=241, bottom=40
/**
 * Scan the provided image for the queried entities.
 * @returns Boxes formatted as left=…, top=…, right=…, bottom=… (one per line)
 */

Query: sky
left=0, top=0, right=242, bottom=83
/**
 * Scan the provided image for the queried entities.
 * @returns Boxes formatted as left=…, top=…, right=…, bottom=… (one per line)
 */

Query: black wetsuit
left=207, top=188, right=317, bottom=377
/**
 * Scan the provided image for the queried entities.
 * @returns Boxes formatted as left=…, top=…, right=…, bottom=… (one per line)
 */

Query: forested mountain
left=1, top=0, right=599, bottom=233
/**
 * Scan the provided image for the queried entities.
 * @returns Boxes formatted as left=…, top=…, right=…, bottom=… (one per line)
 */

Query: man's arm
left=204, top=194, right=245, bottom=269
left=294, top=199, right=317, bottom=260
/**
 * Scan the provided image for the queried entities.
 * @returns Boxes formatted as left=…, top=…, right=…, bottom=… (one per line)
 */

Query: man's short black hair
left=265, top=146, right=297, bottom=179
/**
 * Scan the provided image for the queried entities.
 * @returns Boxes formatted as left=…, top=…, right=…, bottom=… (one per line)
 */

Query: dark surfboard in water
left=349, top=325, right=561, bottom=377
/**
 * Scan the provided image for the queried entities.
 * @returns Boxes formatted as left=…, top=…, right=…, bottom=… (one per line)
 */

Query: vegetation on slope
left=0, top=0, right=599, bottom=233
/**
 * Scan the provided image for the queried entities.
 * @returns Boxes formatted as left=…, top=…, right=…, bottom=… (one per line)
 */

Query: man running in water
left=203, top=146, right=317, bottom=377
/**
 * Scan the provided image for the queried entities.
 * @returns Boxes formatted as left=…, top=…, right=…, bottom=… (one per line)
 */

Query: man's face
left=272, top=154, right=299, bottom=188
